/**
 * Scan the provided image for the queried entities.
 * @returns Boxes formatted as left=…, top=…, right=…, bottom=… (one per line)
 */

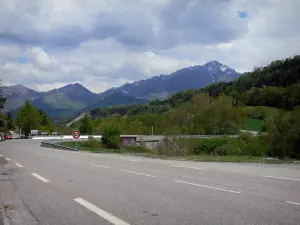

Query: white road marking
left=169, top=165, right=204, bottom=170
left=74, top=198, right=131, bottom=225
left=264, top=176, right=300, bottom=181
left=5, top=158, right=11, bottom=161
left=174, top=180, right=241, bottom=194
left=121, top=159, right=140, bottom=162
left=15, top=163, right=23, bottom=168
left=31, top=173, right=50, bottom=183
left=57, top=156, right=65, bottom=160
left=90, top=164, right=110, bottom=169
left=0, top=154, right=2, bottom=157
left=120, top=170, right=155, bottom=178
left=286, top=201, right=300, bottom=206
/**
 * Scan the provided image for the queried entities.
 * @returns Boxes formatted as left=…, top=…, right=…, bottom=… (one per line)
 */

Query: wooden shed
left=121, top=135, right=138, bottom=147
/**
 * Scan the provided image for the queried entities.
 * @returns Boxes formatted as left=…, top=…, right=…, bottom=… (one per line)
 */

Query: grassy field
left=57, top=140, right=295, bottom=164
left=58, top=141, right=119, bottom=153
left=58, top=141, right=149, bottom=154
left=244, top=118, right=264, bottom=131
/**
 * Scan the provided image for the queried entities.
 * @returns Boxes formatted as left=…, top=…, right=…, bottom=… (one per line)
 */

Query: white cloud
left=0, top=0, right=299, bottom=92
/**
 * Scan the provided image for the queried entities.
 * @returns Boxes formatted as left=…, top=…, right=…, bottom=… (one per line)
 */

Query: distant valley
left=0, top=60, right=240, bottom=120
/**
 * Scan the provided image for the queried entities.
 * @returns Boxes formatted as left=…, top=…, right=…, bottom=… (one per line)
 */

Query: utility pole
left=151, top=126, right=154, bottom=136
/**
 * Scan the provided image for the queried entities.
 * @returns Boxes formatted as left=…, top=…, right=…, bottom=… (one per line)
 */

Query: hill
left=2, top=60, right=240, bottom=120
left=202, top=55, right=300, bottom=110
left=99, top=61, right=240, bottom=99
left=85, top=93, right=148, bottom=111
left=0, top=85, right=42, bottom=113
left=90, top=55, right=300, bottom=118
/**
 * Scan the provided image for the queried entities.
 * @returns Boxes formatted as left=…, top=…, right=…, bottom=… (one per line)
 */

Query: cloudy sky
left=0, top=0, right=299, bottom=93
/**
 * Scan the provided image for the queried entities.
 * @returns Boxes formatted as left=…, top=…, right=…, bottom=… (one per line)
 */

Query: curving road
left=0, top=140, right=300, bottom=225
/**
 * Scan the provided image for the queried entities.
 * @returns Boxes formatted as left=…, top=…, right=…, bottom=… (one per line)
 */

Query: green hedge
left=193, top=135, right=268, bottom=156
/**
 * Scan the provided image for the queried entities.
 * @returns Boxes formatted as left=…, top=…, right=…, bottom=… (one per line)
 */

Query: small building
left=121, top=135, right=138, bottom=147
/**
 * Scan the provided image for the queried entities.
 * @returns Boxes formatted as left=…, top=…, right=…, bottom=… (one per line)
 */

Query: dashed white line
left=31, top=173, right=50, bottom=183
left=15, top=163, right=23, bottom=168
left=286, top=201, right=300, bottom=206
left=90, top=164, right=110, bottom=169
left=5, top=158, right=11, bottom=161
left=120, top=170, right=155, bottom=178
left=0, top=154, right=2, bottom=157
left=169, top=165, right=204, bottom=170
left=74, top=198, right=130, bottom=225
left=174, top=180, right=241, bottom=194
left=121, top=159, right=140, bottom=162
left=264, top=176, right=300, bottom=181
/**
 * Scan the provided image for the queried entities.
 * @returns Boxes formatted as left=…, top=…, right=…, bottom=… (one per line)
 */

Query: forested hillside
left=91, top=55, right=300, bottom=118
left=85, top=55, right=300, bottom=159
left=202, top=55, right=300, bottom=109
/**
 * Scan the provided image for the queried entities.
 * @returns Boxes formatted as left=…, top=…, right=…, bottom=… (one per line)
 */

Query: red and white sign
left=72, top=130, right=81, bottom=139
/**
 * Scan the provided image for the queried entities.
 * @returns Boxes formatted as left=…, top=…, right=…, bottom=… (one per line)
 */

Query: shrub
left=101, top=124, right=121, bottom=149
left=194, top=138, right=228, bottom=155
left=193, top=135, right=268, bottom=157
left=125, top=146, right=149, bottom=153
left=85, top=136, right=101, bottom=148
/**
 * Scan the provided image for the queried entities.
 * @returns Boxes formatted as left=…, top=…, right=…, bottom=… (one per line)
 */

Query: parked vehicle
left=4, top=132, right=12, bottom=140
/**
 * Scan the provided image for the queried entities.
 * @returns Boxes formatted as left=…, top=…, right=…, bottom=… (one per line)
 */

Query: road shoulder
left=0, top=158, right=38, bottom=225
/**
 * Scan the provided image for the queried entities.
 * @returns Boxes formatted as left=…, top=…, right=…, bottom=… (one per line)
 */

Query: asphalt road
left=0, top=140, right=300, bottom=225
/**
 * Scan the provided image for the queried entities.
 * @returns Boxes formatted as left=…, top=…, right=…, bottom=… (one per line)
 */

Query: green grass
left=56, top=141, right=295, bottom=164
left=244, top=118, right=264, bottom=131
left=58, top=141, right=117, bottom=153
left=58, top=141, right=150, bottom=154
left=133, top=154, right=294, bottom=164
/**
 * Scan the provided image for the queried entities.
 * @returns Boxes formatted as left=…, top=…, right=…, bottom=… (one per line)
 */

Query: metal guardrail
left=41, top=140, right=79, bottom=151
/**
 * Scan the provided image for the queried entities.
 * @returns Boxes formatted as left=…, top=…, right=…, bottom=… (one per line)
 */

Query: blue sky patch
left=237, top=10, right=248, bottom=19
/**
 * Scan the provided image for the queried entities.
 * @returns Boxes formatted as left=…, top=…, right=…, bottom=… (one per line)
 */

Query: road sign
left=72, top=130, right=81, bottom=139
left=31, top=130, right=38, bottom=135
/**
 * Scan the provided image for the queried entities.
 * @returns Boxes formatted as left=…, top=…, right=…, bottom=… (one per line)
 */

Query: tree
left=0, top=81, right=6, bottom=109
left=6, top=112, right=14, bottom=130
left=79, top=114, right=93, bottom=135
left=22, top=108, right=40, bottom=136
left=101, top=124, right=121, bottom=149
left=15, top=100, right=51, bottom=136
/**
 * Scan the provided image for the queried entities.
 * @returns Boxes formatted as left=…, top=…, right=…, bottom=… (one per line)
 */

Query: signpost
left=31, top=130, right=38, bottom=135
left=72, top=130, right=81, bottom=150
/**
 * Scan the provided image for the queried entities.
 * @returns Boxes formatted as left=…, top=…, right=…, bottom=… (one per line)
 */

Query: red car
left=4, top=133, right=12, bottom=140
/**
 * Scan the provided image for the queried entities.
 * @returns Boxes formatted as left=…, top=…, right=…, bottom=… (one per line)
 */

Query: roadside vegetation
left=1, top=56, right=300, bottom=162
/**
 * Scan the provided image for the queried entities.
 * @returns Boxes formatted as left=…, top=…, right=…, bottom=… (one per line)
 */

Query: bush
left=101, top=124, right=121, bottom=149
left=193, top=135, right=268, bottom=157
left=125, top=146, right=149, bottom=153
left=84, top=136, right=101, bottom=148
left=194, top=138, right=228, bottom=155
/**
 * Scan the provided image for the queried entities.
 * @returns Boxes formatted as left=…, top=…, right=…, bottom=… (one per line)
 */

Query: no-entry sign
left=72, top=130, right=81, bottom=139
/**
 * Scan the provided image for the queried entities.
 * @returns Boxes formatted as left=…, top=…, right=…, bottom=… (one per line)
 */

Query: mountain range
left=0, top=61, right=240, bottom=120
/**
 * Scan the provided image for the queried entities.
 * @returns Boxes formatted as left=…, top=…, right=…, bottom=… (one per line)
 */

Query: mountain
left=32, top=83, right=99, bottom=111
left=0, top=85, right=42, bottom=113
left=100, top=61, right=240, bottom=99
left=1, top=60, right=240, bottom=120
left=2, top=83, right=100, bottom=119
left=1, top=83, right=149, bottom=120
left=84, top=93, right=148, bottom=111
